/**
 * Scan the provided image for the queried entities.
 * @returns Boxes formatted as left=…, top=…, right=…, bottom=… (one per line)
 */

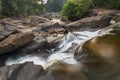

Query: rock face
left=0, top=33, right=35, bottom=55
left=0, top=62, right=45, bottom=80
left=65, top=14, right=112, bottom=31
left=74, top=23, right=120, bottom=80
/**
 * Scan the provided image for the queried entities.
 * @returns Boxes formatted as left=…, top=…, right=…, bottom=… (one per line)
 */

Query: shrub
left=61, top=0, right=92, bottom=21
left=93, top=0, right=120, bottom=9
left=1, top=0, right=45, bottom=17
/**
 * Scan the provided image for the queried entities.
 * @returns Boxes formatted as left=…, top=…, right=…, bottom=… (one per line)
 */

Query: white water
left=37, top=0, right=47, bottom=4
left=5, top=30, right=100, bottom=68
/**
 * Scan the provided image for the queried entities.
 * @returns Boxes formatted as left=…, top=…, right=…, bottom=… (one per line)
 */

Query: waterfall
left=5, top=29, right=100, bottom=68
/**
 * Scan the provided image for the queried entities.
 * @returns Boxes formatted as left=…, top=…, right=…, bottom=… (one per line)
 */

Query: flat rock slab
left=65, top=14, right=112, bottom=31
left=0, top=33, right=35, bottom=55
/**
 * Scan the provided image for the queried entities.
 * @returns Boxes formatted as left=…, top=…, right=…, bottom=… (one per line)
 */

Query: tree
left=46, top=0, right=66, bottom=12
left=1, top=0, right=45, bottom=17
left=92, top=0, right=120, bottom=9
left=61, top=0, right=92, bottom=21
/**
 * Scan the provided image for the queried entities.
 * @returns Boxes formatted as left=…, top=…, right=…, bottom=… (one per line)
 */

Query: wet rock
left=66, top=14, right=112, bottom=31
left=74, top=23, right=120, bottom=80
left=0, top=62, right=46, bottom=80
left=0, top=33, right=35, bottom=55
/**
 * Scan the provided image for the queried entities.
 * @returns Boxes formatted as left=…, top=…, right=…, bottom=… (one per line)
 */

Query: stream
left=5, top=30, right=100, bottom=68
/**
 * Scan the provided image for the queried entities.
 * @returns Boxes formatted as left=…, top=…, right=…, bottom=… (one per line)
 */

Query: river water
left=5, top=30, right=100, bottom=68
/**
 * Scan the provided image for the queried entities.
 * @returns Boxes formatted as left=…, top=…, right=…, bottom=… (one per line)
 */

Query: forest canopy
left=1, top=0, right=45, bottom=17
left=0, top=0, right=120, bottom=19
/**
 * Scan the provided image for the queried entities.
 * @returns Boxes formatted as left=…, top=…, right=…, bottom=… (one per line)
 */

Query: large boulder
left=74, top=23, right=120, bottom=80
left=39, top=60, right=87, bottom=80
left=65, top=14, right=112, bottom=31
left=7, top=36, right=51, bottom=59
left=0, top=62, right=45, bottom=80
left=0, top=33, right=35, bottom=55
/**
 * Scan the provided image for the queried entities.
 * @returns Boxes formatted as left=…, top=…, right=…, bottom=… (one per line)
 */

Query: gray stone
left=0, top=33, right=35, bottom=55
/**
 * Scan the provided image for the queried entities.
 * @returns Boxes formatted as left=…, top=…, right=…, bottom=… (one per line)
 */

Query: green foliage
left=61, top=0, right=92, bottom=21
left=1, top=0, right=45, bottom=17
left=93, top=0, right=120, bottom=9
left=0, top=1, right=2, bottom=15
left=46, top=0, right=66, bottom=12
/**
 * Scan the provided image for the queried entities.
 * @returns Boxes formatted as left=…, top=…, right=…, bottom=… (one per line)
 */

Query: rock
left=36, top=75, right=55, bottom=80
left=74, top=23, right=120, bottom=80
left=0, top=30, right=12, bottom=36
left=18, top=27, right=34, bottom=33
left=8, top=36, right=51, bottom=57
left=10, top=62, right=45, bottom=80
left=108, top=11, right=120, bottom=23
left=0, top=35, right=5, bottom=41
left=0, top=15, right=51, bottom=28
left=0, top=24, right=4, bottom=31
left=30, top=15, right=50, bottom=23
left=0, top=64, right=21, bottom=80
left=65, top=14, right=112, bottom=31
left=0, top=33, right=35, bottom=55
left=37, top=22, right=52, bottom=29
left=0, top=62, right=46, bottom=80
left=41, top=23, right=67, bottom=36
left=33, top=22, right=67, bottom=42
left=83, top=9, right=98, bottom=17
left=4, top=24, right=17, bottom=31
left=27, top=16, right=51, bottom=27
left=0, top=23, right=19, bottom=42
left=0, top=57, right=5, bottom=67
left=46, top=34, right=65, bottom=43
left=0, top=66, right=8, bottom=80
left=44, top=60, right=87, bottom=80
left=84, top=9, right=114, bottom=18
